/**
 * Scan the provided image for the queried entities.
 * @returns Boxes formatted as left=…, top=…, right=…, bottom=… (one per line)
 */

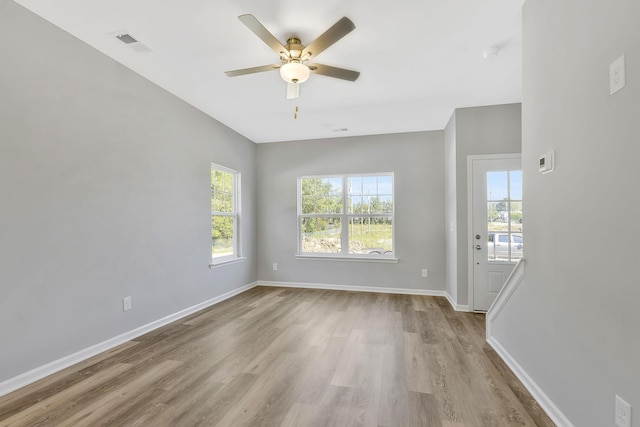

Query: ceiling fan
left=225, top=14, right=360, bottom=99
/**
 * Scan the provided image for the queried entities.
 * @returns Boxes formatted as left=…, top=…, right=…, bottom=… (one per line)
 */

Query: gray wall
left=0, top=1, right=257, bottom=382
left=256, top=132, right=445, bottom=291
left=446, top=104, right=522, bottom=306
left=492, top=0, right=640, bottom=426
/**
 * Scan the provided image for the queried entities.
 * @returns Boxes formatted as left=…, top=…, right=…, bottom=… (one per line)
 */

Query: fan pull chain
left=294, top=105, right=299, bottom=120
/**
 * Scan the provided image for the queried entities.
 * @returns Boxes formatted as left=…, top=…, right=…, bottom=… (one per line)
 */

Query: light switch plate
left=615, top=395, right=631, bottom=427
left=610, top=55, right=626, bottom=94
left=122, top=296, right=132, bottom=311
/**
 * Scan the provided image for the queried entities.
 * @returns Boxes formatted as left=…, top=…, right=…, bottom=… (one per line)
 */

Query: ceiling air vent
left=113, top=32, right=152, bottom=52
left=116, top=33, right=138, bottom=44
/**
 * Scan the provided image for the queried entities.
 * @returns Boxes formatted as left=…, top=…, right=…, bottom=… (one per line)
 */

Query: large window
left=211, top=164, right=240, bottom=263
left=298, top=174, right=394, bottom=259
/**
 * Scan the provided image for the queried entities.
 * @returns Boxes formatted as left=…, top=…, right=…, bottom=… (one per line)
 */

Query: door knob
left=475, top=245, right=482, bottom=250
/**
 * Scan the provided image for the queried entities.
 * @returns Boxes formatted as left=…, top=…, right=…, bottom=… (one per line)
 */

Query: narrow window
left=486, top=169, right=523, bottom=262
left=211, top=164, right=240, bottom=263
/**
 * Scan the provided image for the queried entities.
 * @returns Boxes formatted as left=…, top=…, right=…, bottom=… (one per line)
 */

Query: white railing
left=486, top=257, right=525, bottom=340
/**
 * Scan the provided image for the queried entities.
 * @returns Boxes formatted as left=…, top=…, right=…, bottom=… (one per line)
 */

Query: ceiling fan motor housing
left=284, top=37, right=305, bottom=59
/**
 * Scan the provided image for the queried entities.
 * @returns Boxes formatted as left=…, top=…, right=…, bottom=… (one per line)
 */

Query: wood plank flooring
left=0, top=287, right=555, bottom=426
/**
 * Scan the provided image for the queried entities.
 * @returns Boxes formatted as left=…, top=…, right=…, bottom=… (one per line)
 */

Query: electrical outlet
left=610, top=55, right=626, bottom=94
left=122, top=296, right=132, bottom=311
left=421, top=269, right=428, bottom=278
left=615, top=395, right=631, bottom=427
left=272, top=263, right=278, bottom=271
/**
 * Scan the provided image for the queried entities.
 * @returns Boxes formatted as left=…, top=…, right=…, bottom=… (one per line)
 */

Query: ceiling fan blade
left=238, top=14, right=289, bottom=58
left=287, top=83, right=300, bottom=100
left=225, top=64, right=280, bottom=77
left=301, top=17, right=355, bottom=59
left=308, top=64, right=360, bottom=81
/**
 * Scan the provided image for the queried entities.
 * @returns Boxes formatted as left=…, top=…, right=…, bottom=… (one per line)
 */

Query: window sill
left=209, top=257, right=246, bottom=269
left=295, top=254, right=398, bottom=263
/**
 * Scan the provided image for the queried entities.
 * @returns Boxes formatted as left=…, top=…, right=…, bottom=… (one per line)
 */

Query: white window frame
left=296, top=173, right=397, bottom=262
left=210, top=163, right=243, bottom=267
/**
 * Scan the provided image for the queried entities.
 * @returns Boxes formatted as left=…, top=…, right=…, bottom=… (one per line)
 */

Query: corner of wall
left=486, top=259, right=573, bottom=426
left=444, top=110, right=458, bottom=301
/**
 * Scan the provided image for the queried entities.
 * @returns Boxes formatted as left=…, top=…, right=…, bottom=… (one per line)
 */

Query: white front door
left=470, top=155, right=523, bottom=311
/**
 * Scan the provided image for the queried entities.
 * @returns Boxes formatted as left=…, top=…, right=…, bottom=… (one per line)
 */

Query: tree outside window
left=298, top=174, right=394, bottom=258
left=211, top=164, right=240, bottom=262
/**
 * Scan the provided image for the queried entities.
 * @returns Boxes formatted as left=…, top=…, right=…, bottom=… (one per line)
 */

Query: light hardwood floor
left=0, top=287, right=555, bottom=426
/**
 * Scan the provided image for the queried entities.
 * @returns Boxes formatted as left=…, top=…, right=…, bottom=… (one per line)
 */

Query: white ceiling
left=14, top=0, right=523, bottom=143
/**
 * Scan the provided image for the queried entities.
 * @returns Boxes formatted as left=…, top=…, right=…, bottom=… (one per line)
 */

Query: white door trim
left=467, top=153, right=521, bottom=312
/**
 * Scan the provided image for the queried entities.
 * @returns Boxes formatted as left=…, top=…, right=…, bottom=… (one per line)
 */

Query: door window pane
left=510, top=201, right=523, bottom=233
left=487, top=171, right=508, bottom=201
left=487, top=169, right=523, bottom=262
left=511, top=233, right=524, bottom=261
left=510, top=170, right=523, bottom=200
left=487, top=202, right=507, bottom=232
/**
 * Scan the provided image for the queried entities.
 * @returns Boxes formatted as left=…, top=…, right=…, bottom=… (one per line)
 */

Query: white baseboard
left=484, top=258, right=572, bottom=426
left=445, top=292, right=471, bottom=312
left=0, top=281, right=258, bottom=398
left=487, top=337, right=574, bottom=427
left=257, top=280, right=446, bottom=297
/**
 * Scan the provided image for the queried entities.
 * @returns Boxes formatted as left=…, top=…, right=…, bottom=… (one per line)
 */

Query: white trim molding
left=445, top=292, right=471, bottom=312
left=484, top=258, right=573, bottom=427
left=258, top=281, right=446, bottom=297
left=295, top=255, right=398, bottom=263
left=209, top=256, right=247, bottom=269
left=486, top=258, right=525, bottom=339
left=487, top=337, right=574, bottom=427
left=0, top=282, right=258, bottom=398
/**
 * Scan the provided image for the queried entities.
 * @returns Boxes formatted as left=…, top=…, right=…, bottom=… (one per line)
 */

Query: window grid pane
left=300, top=174, right=394, bottom=256
left=211, top=169, right=234, bottom=213
left=301, top=178, right=344, bottom=215
left=211, top=164, right=239, bottom=261
left=301, top=217, right=342, bottom=253
left=348, top=216, right=393, bottom=254
left=348, top=175, right=394, bottom=215
left=486, top=169, right=523, bottom=262
left=212, top=215, right=235, bottom=258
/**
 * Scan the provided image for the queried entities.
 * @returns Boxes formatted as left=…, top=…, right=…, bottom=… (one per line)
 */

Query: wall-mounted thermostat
left=539, top=151, right=554, bottom=174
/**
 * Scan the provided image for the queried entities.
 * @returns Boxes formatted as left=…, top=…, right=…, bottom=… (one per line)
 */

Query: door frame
left=466, top=153, right=522, bottom=312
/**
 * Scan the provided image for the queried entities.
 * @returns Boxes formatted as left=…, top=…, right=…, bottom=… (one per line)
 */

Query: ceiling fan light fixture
left=280, top=61, right=310, bottom=84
